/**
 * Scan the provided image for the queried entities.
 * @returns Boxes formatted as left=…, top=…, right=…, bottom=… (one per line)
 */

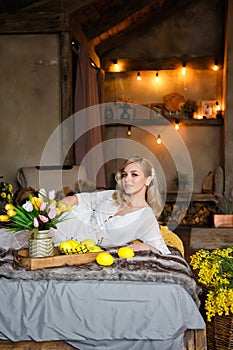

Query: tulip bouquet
left=0, top=188, right=72, bottom=237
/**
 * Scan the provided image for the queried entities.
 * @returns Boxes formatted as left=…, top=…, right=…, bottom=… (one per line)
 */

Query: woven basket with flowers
left=190, top=246, right=233, bottom=349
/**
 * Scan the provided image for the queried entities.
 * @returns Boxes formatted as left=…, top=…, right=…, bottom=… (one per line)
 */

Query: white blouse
left=55, top=190, right=170, bottom=255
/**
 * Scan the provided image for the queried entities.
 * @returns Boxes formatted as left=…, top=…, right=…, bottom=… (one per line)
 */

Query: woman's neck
left=128, top=193, right=147, bottom=208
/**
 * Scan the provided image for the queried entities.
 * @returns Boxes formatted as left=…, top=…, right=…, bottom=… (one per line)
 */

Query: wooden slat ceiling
left=0, top=0, right=225, bottom=71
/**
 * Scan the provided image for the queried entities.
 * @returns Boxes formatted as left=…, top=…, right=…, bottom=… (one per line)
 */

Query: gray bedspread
left=0, top=248, right=205, bottom=350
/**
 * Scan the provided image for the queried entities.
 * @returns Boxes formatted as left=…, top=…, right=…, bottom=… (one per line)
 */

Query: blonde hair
left=113, top=157, right=163, bottom=217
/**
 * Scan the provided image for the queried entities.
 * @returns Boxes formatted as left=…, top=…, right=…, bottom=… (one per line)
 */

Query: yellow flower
left=1, top=192, right=6, bottom=198
left=7, top=209, right=16, bottom=217
left=30, top=197, right=43, bottom=210
left=0, top=215, right=9, bottom=222
left=5, top=203, right=14, bottom=211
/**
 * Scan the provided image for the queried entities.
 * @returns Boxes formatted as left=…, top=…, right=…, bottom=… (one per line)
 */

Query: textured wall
left=0, top=34, right=61, bottom=190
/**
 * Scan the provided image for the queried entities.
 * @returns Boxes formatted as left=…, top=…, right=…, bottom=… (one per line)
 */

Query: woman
left=56, top=157, right=170, bottom=255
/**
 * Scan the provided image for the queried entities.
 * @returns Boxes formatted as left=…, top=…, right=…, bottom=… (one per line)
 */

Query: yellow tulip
left=1, top=192, right=6, bottom=198
left=0, top=215, right=9, bottom=222
left=56, top=208, right=61, bottom=216
left=5, top=203, right=14, bottom=211
left=7, top=209, right=16, bottom=217
left=30, top=197, right=43, bottom=210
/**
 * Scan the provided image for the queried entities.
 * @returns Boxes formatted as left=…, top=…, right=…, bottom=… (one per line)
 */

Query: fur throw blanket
left=0, top=248, right=201, bottom=306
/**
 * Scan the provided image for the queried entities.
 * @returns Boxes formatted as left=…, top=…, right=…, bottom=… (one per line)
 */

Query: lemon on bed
left=88, top=246, right=103, bottom=253
left=117, top=246, right=134, bottom=258
left=96, top=252, right=114, bottom=266
left=81, top=239, right=96, bottom=247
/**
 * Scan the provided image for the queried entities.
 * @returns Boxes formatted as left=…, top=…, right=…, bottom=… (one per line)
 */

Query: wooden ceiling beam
left=89, top=0, right=166, bottom=47
left=70, top=13, right=100, bottom=68
left=64, top=0, right=94, bottom=14
left=0, top=13, right=68, bottom=33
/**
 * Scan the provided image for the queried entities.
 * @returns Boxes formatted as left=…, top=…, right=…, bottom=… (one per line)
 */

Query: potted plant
left=190, top=246, right=233, bottom=349
left=0, top=188, right=71, bottom=257
left=213, top=192, right=233, bottom=227
left=182, top=99, right=198, bottom=118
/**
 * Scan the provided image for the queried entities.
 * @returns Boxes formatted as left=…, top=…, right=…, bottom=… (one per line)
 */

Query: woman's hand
left=128, top=243, right=159, bottom=253
left=59, top=195, right=78, bottom=207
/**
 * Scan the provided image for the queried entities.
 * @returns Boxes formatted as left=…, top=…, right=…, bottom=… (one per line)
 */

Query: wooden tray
left=13, top=248, right=100, bottom=271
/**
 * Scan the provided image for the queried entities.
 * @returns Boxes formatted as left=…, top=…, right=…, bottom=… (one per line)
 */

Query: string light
left=155, top=72, right=159, bottom=83
left=174, top=119, right=180, bottom=130
left=216, top=101, right=220, bottom=111
left=137, top=72, right=142, bottom=81
left=112, top=59, right=120, bottom=72
left=213, top=60, right=219, bottom=71
left=181, top=63, right=186, bottom=76
left=157, top=134, right=162, bottom=144
left=127, top=125, right=132, bottom=136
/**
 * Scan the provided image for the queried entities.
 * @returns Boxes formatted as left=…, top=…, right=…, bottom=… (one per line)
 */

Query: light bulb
left=155, top=72, right=159, bottom=83
left=213, top=60, right=219, bottom=71
left=127, top=126, right=132, bottom=136
left=137, top=72, right=141, bottom=81
left=181, top=63, right=186, bottom=76
left=112, top=59, right=120, bottom=72
left=157, top=134, right=162, bottom=144
left=174, top=119, right=180, bottom=130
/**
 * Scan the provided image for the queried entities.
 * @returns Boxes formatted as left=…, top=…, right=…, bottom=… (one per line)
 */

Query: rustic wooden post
left=60, top=29, right=74, bottom=165
left=223, top=0, right=233, bottom=195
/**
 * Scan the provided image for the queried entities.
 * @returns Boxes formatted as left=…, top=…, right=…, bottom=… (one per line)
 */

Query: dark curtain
left=74, top=46, right=106, bottom=187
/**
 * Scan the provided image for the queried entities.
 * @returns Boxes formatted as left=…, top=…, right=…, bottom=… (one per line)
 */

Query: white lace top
left=55, top=190, right=170, bottom=255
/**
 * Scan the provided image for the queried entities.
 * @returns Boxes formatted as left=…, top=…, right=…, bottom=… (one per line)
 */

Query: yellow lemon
left=117, top=246, right=135, bottom=258
left=96, top=252, right=114, bottom=266
left=76, top=243, right=89, bottom=254
left=81, top=239, right=96, bottom=247
left=88, top=246, right=103, bottom=253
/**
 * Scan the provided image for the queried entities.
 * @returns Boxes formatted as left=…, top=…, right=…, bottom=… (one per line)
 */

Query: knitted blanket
left=0, top=247, right=201, bottom=306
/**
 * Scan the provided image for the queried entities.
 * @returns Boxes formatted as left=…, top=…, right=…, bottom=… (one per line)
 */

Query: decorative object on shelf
left=0, top=188, right=72, bottom=257
left=201, top=100, right=216, bottom=119
left=182, top=99, right=198, bottom=118
left=190, top=245, right=233, bottom=349
left=214, top=165, right=224, bottom=196
left=163, top=92, right=185, bottom=116
left=202, top=171, right=214, bottom=194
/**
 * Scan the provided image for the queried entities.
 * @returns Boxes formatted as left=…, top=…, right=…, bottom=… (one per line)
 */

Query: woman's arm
left=60, top=195, right=78, bottom=207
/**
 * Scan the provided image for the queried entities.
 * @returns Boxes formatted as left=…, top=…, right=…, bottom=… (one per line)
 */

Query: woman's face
left=121, top=162, right=150, bottom=195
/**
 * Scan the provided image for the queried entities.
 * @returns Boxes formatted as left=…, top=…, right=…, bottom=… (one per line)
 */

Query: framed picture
left=202, top=100, right=216, bottom=118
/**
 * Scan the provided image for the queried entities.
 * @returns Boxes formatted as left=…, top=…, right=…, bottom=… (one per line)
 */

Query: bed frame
left=0, top=329, right=207, bottom=349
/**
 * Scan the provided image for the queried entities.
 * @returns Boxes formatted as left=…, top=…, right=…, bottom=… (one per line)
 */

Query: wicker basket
left=198, top=284, right=233, bottom=349
left=206, top=315, right=233, bottom=350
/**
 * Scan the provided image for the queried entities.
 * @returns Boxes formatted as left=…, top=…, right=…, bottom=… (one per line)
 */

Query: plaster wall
left=0, top=34, right=61, bottom=190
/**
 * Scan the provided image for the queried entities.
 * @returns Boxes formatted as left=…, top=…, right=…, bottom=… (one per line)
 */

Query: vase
left=213, top=214, right=233, bottom=227
left=28, top=230, right=54, bottom=258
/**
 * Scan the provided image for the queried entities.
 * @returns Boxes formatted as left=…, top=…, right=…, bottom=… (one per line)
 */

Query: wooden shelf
left=166, top=192, right=216, bottom=202
left=105, top=118, right=223, bottom=126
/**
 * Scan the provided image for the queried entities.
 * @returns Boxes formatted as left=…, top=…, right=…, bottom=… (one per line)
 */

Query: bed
left=0, top=247, right=206, bottom=350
